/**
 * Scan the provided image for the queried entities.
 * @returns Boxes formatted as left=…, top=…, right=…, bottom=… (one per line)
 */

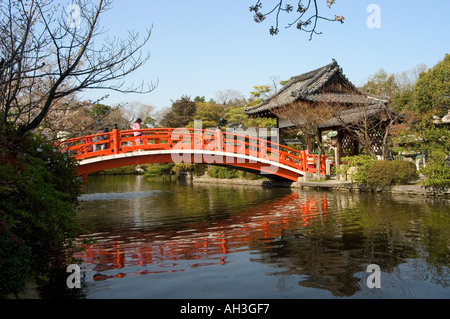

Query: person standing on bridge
left=133, top=118, right=143, bottom=145
left=100, top=127, right=110, bottom=150
left=92, top=127, right=104, bottom=152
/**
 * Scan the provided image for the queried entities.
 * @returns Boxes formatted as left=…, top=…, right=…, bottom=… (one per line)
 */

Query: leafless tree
left=273, top=101, right=337, bottom=178
left=394, top=64, right=428, bottom=92
left=250, top=0, right=344, bottom=39
left=119, top=101, right=156, bottom=128
left=39, top=97, right=93, bottom=138
left=0, top=0, right=156, bottom=135
left=334, top=103, right=402, bottom=160
left=214, top=89, right=246, bottom=105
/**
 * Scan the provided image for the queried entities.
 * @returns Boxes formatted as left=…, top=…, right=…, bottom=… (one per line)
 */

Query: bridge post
left=214, top=128, right=223, bottom=152
left=112, top=129, right=120, bottom=154
left=300, top=150, right=307, bottom=171
left=260, top=140, right=267, bottom=158
left=238, top=135, right=246, bottom=156
left=320, top=154, right=326, bottom=175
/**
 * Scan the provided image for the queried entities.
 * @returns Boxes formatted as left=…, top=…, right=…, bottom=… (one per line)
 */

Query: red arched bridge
left=57, top=128, right=326, bottom=181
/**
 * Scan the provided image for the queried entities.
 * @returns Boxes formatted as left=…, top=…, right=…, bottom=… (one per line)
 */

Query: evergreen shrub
left=337, top=155, right=375, bottom=184
left=366, top=160, right=418, bottom=189
left=0, top=130, right=83, bottom=297
left=0, top=223, right=32, bottom=298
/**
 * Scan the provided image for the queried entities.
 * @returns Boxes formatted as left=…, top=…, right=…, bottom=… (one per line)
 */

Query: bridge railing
left=56, top=128, right=326, bottom=175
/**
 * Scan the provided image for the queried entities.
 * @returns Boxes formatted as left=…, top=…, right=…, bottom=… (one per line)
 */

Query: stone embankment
left=192, top=176, right=450, bottom=197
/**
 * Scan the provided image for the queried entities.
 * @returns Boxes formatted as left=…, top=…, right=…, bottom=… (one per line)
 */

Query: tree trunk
left=315, top=131, right=323, bottom=180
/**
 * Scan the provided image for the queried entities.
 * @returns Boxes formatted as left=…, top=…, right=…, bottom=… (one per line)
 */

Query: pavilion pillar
left=335, top=130, right=342, bottom=180
left=335, top=130, right=342, bottom=166
left=353, top=139, right=359, bottom=156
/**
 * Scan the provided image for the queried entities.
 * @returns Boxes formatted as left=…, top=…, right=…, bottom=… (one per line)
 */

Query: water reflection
left=75, top=176, right=450, bottom=298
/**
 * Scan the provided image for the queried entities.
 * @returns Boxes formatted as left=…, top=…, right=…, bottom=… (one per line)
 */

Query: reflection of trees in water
left=251, top=192, right=450, bottom=297
left=77, top=178, right=450, bottom=297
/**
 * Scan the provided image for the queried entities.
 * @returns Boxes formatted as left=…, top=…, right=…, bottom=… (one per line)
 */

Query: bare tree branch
left=250, top=0, right=344, bottom=39
left=333, top=103, right=402, bottom=159
left=0, top=0, right=156, bottom=134
left=273, top=101, right=338, bottom=178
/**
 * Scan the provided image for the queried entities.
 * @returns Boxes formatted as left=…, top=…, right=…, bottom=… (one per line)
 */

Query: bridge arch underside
left=77, top=150, right=304, bottom=182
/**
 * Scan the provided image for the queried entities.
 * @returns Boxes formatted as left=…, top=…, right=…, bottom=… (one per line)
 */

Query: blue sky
left=81, top=0, right=450, bottom=110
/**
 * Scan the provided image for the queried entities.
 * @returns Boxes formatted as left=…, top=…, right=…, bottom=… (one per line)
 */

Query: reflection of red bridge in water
left=58, top=128, right=327, bottom=181
left=75, top=192, right=329, bottom=281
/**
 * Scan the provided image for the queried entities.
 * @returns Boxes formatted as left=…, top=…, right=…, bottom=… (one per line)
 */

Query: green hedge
left=337, top=155, right=375, bottom=184
left=144, top=163, right=176, bottom=177
left=338, top=156, right=419, bottom=189
left=206, top=166, right=263, bottom=180
left=366, top=160, right=418, bottom=189
left=207, top=166, right=239, bottom=179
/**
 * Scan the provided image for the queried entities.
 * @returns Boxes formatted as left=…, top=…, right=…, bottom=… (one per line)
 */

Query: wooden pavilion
left=244, top=59, right=395, bottom=164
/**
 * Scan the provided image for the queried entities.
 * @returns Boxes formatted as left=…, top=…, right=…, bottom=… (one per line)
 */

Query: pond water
left=68, top=175, right=449, bottom=299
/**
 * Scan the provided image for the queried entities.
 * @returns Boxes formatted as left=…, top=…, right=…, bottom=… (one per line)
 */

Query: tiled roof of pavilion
left=321, top=104, right=398, bottom=128
left=244, top=59, right=388, bottom=116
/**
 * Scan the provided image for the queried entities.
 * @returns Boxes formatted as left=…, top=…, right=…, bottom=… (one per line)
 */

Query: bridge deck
left=57, top=128, right=327, bottom=181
